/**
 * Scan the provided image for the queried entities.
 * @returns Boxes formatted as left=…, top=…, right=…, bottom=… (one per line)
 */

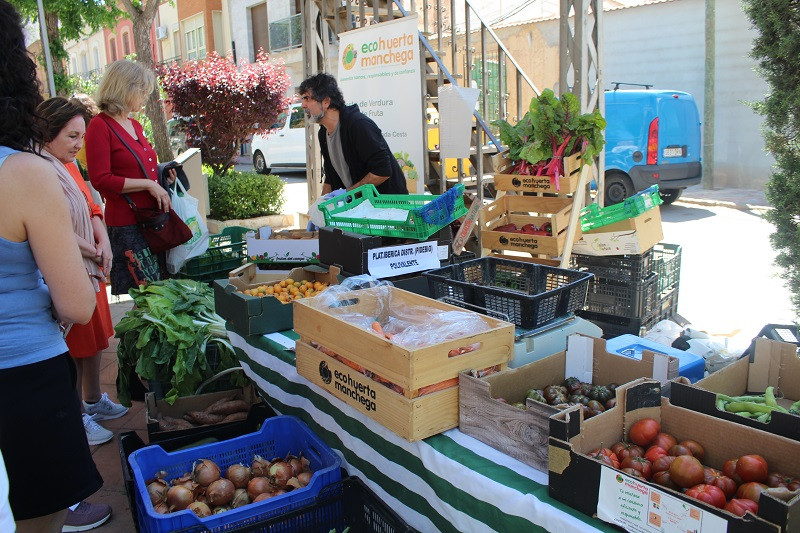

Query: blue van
left=603, top=88, right=702, bottom=204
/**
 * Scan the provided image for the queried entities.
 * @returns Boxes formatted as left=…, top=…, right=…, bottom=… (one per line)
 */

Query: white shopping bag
left=167, top=179, right=209, bottom=273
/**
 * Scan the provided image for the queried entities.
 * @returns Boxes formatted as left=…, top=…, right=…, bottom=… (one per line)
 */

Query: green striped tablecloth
left=228, top=326, right=617, bottom=533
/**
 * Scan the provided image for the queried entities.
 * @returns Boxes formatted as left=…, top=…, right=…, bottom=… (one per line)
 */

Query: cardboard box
left=214, top=263, right=340, bottom=335
left=572, top=206, right=663, bottom=256
left=492, top=153, right=583, bottom=194
left=549, top=379, right=800, bottom=533
left=246, top=228, right=320, bottom=265
left=145, top=386, right=262, bottom=443
left=670, top=338, right=800, bottom=441
left=318, top=225, right=453, bottom=276
left=459, top=334, right=679, bottom=472
left=479, top=196, right=576, bottom=256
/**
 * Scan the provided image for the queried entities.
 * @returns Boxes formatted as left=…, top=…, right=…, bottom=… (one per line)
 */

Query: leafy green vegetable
left=115, top=279, right=246, bottom=406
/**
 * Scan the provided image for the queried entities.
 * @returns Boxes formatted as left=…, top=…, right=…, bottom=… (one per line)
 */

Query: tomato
left=680, top=440, right=705, bottom=462
left=703, top=468, right=738, bottom=499
left=722, top=458, right=744, bottom=485
left=651, top=433, right=678, bottom=451
left=622, top=467, right=645, bottom=479
left=611, top=442, right=644, bottom=462
left=587, top=448, right=620, bottom=469
left=789, top=479, right=800, bottom=491
left=621, top=456, right=653, bottom=480
left=766, top=471, right=794, bottom=488
left=669, top=455, right=705, bottom=488
left=629, top=418, right=660, bottom=447
left=724, top=498, right=759, bottom=517
left=737, top=482, right=768, bottom=502
left=644, top=445, right=668, bottom=463
left=652, top=470, right=679, bottom=490
left=685, top=484, right=727, bottom=508
left=652, top=455, right=677, bottom=474
left=668, top=444, right=694, bottom=457
left=736, top=455, right=769, bottom=483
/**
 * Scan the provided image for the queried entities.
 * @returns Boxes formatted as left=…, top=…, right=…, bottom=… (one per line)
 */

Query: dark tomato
left=622, top=467, right=645, bottom=479
left=685, top=484, right=727, bottom=509
left=621, top=456, right=653, bottom=481
left=611, top=442, right=644, bottom=462
left=652, top=471, right=679, bottom=490
left=703, top=468, right=738, bottom=499
left=736, top=455, right=768, bottom=483
left=652, top=455, right=677, bottom=474
left=765, top=472, right=793, bottom=488
left=789, top=479, right=800, bottom=491
left=722, top=459, right=744, bottom=485
left=644, top=445, right=668, bottom=463
left=651, top=433, right=678, bottom=451
left=737, top=482, right=768, bottom=502
left=680, top=440, right=705, bottom=462
left=724, top=498, right=759, bottom=517
left=629, top=418, right=661, bottom=447
left=668, top=444, right=694, bottom=457
left=587, top=448, right=620, bottom=469
left=669, top=455, right=705, bottom=488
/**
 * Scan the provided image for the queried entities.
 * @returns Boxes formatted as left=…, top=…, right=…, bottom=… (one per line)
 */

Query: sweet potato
left=184, top=411, right=226, bottom=425
left=159, top=415, right=196, bottom=431
left=207, top=400, right=250, bottom=416
left=203, top=394, right=237, bottom=414
left=221, top=412, right=248, bottom=423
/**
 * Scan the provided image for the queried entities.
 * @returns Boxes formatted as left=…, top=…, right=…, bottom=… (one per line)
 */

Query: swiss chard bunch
left=115, top=279, right=246, bottom=406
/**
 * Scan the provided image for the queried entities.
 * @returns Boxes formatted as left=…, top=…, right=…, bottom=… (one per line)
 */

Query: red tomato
left=652, top=470, right=679, bottom=490
left=680, top=440, right=705, bottom=462
left=724, top=498, right=759, bottom=517
left=621, top=456, right=653, bottom=481
left=644, top=445, right=668, bottom=463
left=766, top=471, right=794, bottom=488
left=789, top=479, right=800, bottom=491
left=736, top=482, right=768, bottom=502
left=611, top=442, right=644, bottom=462
left=685, top=484, right=727, bottom=508
left=622, top=467, right=645, bottom=479
left=669, top=455, right=705, bottom=488
left=703, top=468, right=738, bottom=499
left=736, top=455, right=769, bottom=483
left=587, top=448, right=620, bottom=469
left=629, top=418, right=660, bottom=447
left=651, top=433, right=678, bottom=451
left=668, top=444, right=694, bottom=457
left=722, top=458, right=744, bottom=485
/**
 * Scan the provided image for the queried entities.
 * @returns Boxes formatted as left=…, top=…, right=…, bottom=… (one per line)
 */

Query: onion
left=297, top=471, right=312, bottom=487
left=154, top=502, right=170, bottom=514
left=253, top=492, right=275, bottom=502
left=285, top=477, right=302, bottom=491
left=231, top=488, right=250, bottom=508
left=147, top=478, right=169, bottom=506
left=247, top=477, right=272, bottom=500
left=166, top=485, right=194, bottom=512
left=207, top=478, right=235, bottom=506
left=225, top=463, right=252, bottom=489
left=193, top=459, right=221, bottom=487
left=268, top=461, right=294, bottom=487
left=212, top=506, right=230, bottom=514
left=300, top=455, right=311, bottom=473
left=251, top=455, right=269, bottom=477
left=187, top=501, right=212, bottom=518
left=287, top=456, right=303, bottom=476
left=173, top=473, right=193, bottom=486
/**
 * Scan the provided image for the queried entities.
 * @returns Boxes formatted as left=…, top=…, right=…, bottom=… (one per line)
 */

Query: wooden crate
left=293, top=287, right=515, bottom=392
left=493, top=153, right=583, bottom=195
left=295, top=340, right=460, bottom=441
left=479, top=196, right=576, bottom=257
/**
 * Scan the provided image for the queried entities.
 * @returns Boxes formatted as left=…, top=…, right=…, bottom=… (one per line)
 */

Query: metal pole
left=702, top=0, right=715, bottom=189
left=36, top=0, right=56, bottom=97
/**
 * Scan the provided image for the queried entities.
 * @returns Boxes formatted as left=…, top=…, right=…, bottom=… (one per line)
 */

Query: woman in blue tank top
left=0, top=2, right=103, bottom=531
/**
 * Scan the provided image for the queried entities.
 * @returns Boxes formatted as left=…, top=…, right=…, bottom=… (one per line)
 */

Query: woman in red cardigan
left=85, top=60, right=174, bottom=295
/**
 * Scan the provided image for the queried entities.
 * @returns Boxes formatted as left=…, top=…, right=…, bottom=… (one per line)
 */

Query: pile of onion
left=145, top=453, right=315, bottom=518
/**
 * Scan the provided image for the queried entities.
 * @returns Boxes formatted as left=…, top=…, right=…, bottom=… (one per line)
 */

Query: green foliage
left=742, top=0, right=800, bottom=317
left=208, top=169, right=286, bottom=221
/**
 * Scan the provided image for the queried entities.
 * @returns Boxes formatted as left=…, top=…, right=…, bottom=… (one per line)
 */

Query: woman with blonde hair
left=85, top=59, right=176, bottom=295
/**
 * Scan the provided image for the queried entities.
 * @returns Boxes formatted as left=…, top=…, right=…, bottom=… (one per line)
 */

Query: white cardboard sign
left=367, top=242, right=440, bottom=278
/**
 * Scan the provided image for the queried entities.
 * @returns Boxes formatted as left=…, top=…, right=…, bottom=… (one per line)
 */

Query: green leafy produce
left=115, top=279, right=246, bottom=406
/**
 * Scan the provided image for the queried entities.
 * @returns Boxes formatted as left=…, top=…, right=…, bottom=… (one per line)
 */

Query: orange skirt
left=66, top=282, right=114, bottom=358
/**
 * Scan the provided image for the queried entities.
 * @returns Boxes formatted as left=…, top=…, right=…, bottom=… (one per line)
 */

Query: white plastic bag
left=167, top=179, right=209, bottom=274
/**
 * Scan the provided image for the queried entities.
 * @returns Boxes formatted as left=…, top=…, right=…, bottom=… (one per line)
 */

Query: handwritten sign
left=597, top=466, right=728, bottom=533
left=367, top=242, right=440, bottom=278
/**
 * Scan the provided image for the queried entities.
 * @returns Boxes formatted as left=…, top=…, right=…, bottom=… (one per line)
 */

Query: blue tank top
left=0, top=146, right=67, bottom=369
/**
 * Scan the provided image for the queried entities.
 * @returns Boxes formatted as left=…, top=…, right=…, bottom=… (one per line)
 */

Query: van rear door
left=656, top=93, right=701, bottom=166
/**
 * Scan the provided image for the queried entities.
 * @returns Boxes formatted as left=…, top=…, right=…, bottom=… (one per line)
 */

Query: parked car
left=603, top=87, right=702, bottom=204
left=251, top=103, right=306, bottom=174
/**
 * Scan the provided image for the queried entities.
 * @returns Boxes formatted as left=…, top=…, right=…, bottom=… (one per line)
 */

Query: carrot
left=417, top=377, right=459, bottom=397
left=371, top=321, right=385, bottom=337
left=333, top=354, right=367, bottom=374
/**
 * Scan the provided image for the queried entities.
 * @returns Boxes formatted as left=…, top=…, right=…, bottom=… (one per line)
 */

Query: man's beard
left=306, top=109, right=325, bottom=123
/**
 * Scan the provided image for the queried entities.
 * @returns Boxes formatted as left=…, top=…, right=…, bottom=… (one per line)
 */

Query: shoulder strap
left=100, top=115, right=150, bottom=209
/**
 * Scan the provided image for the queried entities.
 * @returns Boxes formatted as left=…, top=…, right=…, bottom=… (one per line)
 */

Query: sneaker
left=62, top=501, right=111, bottom=532
left=83, top=392, right=128, bottom=421
left=82, top=413, right=113, bottom=446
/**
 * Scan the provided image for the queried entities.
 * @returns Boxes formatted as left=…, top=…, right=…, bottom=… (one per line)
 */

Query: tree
left=742, top=0, right=800, bottom=317
left=160, top=51, right=291, bottom=175
left=119, top=0, right=173, bottom=163
left=10, top=0, right=122, bottom=95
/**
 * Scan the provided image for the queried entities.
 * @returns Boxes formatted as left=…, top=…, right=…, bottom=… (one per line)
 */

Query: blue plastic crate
left=605, top=334, right=705, bottom=383
left=129, top=416, right=342, bottom=533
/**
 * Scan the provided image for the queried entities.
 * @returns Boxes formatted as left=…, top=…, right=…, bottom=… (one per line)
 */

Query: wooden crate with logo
left=493, top=153, right=583, bottom=195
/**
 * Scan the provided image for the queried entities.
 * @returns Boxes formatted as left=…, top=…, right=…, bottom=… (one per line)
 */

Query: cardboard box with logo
left=572, top=207, right=663, bottom=256
left=246, top=228, right=319, bottom=265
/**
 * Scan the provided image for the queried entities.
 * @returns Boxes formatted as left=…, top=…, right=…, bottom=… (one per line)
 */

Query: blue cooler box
left=604, top=334, right=705, bottom=382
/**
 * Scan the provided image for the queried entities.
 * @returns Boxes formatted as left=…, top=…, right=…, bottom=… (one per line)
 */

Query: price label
left=367, top=242, right=440, bottom=278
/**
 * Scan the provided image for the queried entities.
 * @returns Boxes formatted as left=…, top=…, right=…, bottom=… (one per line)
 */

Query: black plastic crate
left=222, top=476, right=416, bottom=533
left=577, top=309, right=660, bottom=339
left=570, top=248, right=655, bottom=283
left=653, top=243, right=681, bottom=294
left=584, top=272, right=659, bottom=318
left=423, top=257, right=593, bottom=329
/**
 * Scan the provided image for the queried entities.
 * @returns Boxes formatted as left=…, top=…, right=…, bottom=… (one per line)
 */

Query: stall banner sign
left=597, top=466, right=728, bottom=532
left=367, top=241, right=441, bottom=278
left=337, top=15, right=424, bottom=194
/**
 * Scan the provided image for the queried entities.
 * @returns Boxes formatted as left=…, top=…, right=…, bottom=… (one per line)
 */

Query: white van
left=251, top=103, right=306, bottom=174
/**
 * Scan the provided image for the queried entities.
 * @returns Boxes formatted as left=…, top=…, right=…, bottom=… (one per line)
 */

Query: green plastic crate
left=318, top=183, right=467, bottom=239
left=579, top=185, right=663, bottom=231
left=178, top=225, right=249, bottom=283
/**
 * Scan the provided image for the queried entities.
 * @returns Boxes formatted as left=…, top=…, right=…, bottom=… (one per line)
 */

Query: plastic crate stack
left=571, top=242, right=681, bottom=338
left=178, top=225, right=249, bottom=284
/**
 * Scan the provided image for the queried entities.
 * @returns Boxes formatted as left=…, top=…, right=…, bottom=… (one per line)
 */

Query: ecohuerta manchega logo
left=348, top=32, right=415, bottom=69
